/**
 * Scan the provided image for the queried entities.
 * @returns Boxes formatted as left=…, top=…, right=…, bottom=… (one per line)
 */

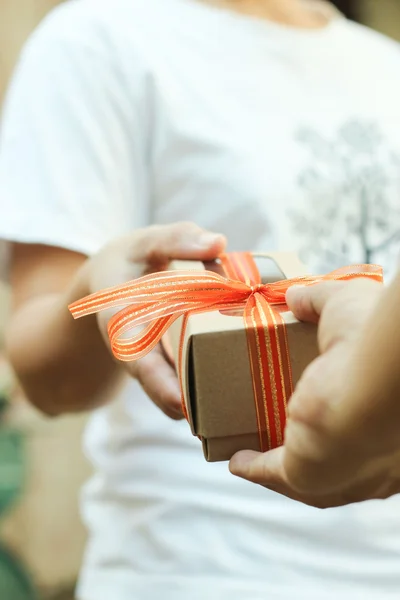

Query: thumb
left=134, top=221, right=227, bottom=266
left=286, top=281, right=346, bottom=324
left=229, top=448, right=285, bottom=486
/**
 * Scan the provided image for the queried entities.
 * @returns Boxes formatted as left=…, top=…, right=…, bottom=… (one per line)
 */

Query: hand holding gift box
left=230, top=275, right=400, bottom=509
left=69, top=252, right=382, bottom=462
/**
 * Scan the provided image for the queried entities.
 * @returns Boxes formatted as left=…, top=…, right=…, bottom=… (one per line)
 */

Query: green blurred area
left=0, top=394, right=39, bottom=600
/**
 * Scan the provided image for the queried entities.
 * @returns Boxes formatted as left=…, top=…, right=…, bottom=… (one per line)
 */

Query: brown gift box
left=166, top=252, right=319, bottom=462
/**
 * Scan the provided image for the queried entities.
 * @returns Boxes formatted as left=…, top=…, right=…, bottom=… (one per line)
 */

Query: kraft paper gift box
left=165, top=252, right=319, bottom=462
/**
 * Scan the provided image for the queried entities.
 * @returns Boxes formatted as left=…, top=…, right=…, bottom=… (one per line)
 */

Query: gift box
left=165, top=252, right=319, bottom=462
left=68, top=252, right=383, bottom=463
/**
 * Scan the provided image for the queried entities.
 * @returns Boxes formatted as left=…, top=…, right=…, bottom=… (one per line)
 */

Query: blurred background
left=0, top=1, right=400, bottom=599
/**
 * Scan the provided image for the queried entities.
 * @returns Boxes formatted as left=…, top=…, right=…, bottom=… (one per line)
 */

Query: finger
left=287, top=356, right=330, bottom=426
left=286, top=281, right=345, bottom=324
left=284, top=383, right=364, bottom=496
left=229, top=447, right=286, bottom=486
left=286, top=340, right=364, bottom=448
left=318, top=278, right=382, bottom=351
left=129, top=346, right=184, bottom=420
left=130, top=222, right=227, bottom=267
left=230, top=446, right=350, bottom=508
left=287, top=279, right=381, bottom=353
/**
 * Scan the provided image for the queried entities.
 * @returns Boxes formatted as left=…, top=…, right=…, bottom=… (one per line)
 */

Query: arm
left=6, top=244, right=120, bottom=416
left=7, top=227, right=225, bottom=417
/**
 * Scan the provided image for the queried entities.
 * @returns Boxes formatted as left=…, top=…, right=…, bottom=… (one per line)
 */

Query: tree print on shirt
left=290, top=120, right=400, bottom=274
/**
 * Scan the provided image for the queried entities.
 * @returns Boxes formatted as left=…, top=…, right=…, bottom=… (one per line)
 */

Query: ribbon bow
left=69, top=253, right=383, bottom=452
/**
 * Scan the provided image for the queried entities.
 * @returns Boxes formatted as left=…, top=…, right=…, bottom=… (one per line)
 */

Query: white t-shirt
left=1, top=1, right=400, bottom=599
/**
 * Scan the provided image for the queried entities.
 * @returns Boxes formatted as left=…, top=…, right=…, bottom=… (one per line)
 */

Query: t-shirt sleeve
left=0, top=5, right=150, bottom=259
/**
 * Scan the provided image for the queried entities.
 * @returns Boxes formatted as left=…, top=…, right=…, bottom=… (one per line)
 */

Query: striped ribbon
left=69, top=253, right=383, bottom=452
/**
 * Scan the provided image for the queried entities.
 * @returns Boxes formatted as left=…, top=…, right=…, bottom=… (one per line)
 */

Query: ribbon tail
left=69, top=290, right=134, bottom=319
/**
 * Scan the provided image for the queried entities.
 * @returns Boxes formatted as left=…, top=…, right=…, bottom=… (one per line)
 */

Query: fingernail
left=196, top=232, right=225, bottom=248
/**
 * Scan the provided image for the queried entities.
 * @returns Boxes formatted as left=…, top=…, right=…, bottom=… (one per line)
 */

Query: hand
left=87, top=222, right=226, bottom=419
left=230, top=278, right=400, bottom=508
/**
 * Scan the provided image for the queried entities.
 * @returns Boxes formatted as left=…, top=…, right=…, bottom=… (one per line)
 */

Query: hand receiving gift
left=230, top=275, right=400, bottom=508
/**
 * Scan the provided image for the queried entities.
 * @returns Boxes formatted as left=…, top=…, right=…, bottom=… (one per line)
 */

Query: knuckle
left=144, top=241, right=166, bottom=266
left=249, top=458, right=271, bottom=485
left=295, top=359, right=326, bottom=403
left=321, top=278, right=380, bottom=332
left=297, top=292, right=314, bottom=319
left=320, top=292, right=345, bottom=325
left=289, top=374, right=331, bottom=432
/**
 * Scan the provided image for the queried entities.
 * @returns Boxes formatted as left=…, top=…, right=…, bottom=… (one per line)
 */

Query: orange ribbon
left=69, top=253, right=383, bottom=452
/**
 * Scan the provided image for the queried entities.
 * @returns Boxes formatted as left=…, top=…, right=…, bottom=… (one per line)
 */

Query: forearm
left=6, top=262, right=123, bottom=416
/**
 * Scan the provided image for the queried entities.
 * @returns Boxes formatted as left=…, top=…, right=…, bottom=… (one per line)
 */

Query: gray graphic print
left=290, top=120, right=400, bottom=275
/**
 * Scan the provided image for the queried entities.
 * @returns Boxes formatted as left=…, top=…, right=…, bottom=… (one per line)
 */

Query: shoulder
left=6, top=0, right=163, bottom=117
left=18, top=0, right=159, bottom=77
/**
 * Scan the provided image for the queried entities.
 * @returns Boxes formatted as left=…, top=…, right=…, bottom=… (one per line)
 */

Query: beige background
left=0, top=1, right=64, bottom=101
left=0, top=5, right=88, bottom=598
left=363, top=0, right=400, bottom=40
